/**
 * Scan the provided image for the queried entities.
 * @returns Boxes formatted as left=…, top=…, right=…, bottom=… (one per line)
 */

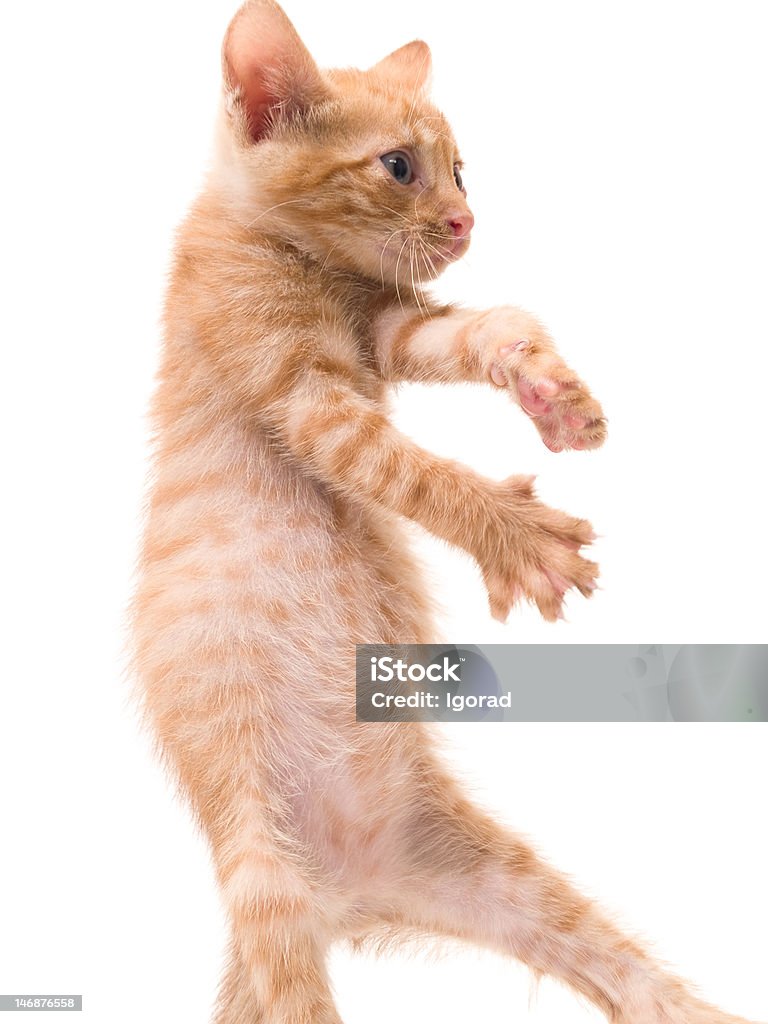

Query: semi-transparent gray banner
left=355, top=645, right=768, bottom=722
left=0, top=996, right=82, bottom=1012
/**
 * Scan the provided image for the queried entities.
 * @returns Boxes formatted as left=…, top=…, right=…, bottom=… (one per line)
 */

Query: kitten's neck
left=185, top=187, right=423, bottom=324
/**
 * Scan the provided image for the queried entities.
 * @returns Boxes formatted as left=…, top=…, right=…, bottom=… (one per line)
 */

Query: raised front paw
left=481, top=311, right=607, bottom=453
left=477, top=476, right=599, bottom=623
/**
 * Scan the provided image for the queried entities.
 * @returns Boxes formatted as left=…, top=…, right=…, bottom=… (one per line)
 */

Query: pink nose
left=447, top=211, right=474, bottom=239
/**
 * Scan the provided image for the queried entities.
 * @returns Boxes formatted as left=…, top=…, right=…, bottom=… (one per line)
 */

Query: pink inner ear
left=222, top=2, right=324, bottom=142
left=225, top=22, right=288, bottom=140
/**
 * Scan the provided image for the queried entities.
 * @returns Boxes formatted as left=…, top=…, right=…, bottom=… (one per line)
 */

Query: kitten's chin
left=314, top=232, right=470, bottom=286
left=375, top=237, right=468, bottom=288
left=444, top=235, right=471, bottom=261
left=419, top=234, right=471, bottom=271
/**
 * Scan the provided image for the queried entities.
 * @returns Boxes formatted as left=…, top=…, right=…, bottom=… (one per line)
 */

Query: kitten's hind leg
left=177, top=742, right=343, bottom=1024
left=213, top=917, right=341, bottom=1024
left=208, top=820, right=343, bottom=1024
left=369, top=766, right=756, bottom=1024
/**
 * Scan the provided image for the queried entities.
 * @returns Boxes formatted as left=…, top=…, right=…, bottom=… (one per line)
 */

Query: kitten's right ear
left=371, top=41, right=432, bottom=94
left=222, top=0, right=327, bottom=143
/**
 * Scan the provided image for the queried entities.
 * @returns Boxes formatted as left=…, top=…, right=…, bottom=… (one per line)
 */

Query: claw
left=545, top=570, right=569, bottom=596
left=499, top=338, right=530, bottom=355
left=490, top=363, right=507, bottom=386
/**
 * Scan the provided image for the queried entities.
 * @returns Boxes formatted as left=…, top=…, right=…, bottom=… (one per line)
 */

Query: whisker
left=404, top=49, right=432, bottom=129
left=413, top=185, right=428, bottom=223
left=421, top=237, right=454, bottom=263
left=394, top=236, right=409, bottom=313
left=319, top=239, right=343, bottom=275
left=410, top=114, right=448, bottom=127
left=418, top=239, right=440, bottom=284
left=409, top=243, right=428, bottom=321
left=381, top=205, right=411, bottom=226
left=414, top=244, right=434, bottom=318
left=244, top=197, right=309, bottom=229
left=379, top=227, right=407, bottom=291
left=421, top=241, right=439, bottom=286
left=409, top=121, right=457, bottom=146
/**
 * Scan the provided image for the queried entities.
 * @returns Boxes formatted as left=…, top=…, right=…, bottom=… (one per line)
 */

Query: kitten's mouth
left=432, top=234, right=471, bottom=263
left=381, top=232, right=470, bottom=278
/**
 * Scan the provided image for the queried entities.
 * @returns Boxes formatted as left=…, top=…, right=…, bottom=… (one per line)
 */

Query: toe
left=564, top=412, right=588, bottom=429
left=533, top=377, right=560, bottom=398
left=519, top=378, right=554, bottom=416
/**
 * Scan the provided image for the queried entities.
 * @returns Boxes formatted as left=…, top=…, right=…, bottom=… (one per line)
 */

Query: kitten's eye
left=380, top=151, right=414, bottom=185
left=453, top=163, right=465, bottom=192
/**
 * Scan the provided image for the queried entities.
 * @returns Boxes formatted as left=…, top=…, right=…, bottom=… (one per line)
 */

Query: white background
left=1, top=1, right=766, bottom=1022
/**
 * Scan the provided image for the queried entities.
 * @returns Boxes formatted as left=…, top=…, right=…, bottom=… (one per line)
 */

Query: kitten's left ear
left=371, top=40, right=432, bottom=93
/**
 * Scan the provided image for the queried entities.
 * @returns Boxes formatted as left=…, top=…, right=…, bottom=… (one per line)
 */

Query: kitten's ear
left=371, top=41, right=432, bottom=93
left=222, top=0, right=327, bottom=143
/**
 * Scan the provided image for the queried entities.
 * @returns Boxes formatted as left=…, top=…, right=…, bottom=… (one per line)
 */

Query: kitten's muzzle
left=443, top=209, right=474, bottom=258
left=446, top=210, right=474, bottom=240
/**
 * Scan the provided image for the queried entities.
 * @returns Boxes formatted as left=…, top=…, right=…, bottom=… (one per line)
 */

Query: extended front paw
left=478, top=476, right=598, bottom=623
left=478, top=309, right=607, bottom=453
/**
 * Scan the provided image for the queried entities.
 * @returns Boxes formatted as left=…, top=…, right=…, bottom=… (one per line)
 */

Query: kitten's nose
left=447, top=211, right=474, bottom=239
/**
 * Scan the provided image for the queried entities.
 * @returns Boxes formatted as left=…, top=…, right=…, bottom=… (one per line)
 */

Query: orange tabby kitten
left=133, top=3, right=758, bottom=1023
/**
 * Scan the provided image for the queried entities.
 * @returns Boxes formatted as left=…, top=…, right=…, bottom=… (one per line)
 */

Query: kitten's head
left=215, top=0, right=474, bottom=286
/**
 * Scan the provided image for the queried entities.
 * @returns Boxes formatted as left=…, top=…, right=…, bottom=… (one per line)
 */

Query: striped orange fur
left=132, top=3, right=760, bottom=1023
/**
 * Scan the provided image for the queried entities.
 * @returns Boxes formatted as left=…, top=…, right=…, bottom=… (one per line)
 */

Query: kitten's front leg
left=204, top=304, right=598, bottom=621
left=375, top=303, right=607, bottom=453
left=466, top=473, right=598, bottom=622
left=479, top=307, right=607, bottom=453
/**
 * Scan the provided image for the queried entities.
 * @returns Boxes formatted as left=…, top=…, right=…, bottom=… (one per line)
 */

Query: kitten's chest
left=313, top=270, right=386, bottom=379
